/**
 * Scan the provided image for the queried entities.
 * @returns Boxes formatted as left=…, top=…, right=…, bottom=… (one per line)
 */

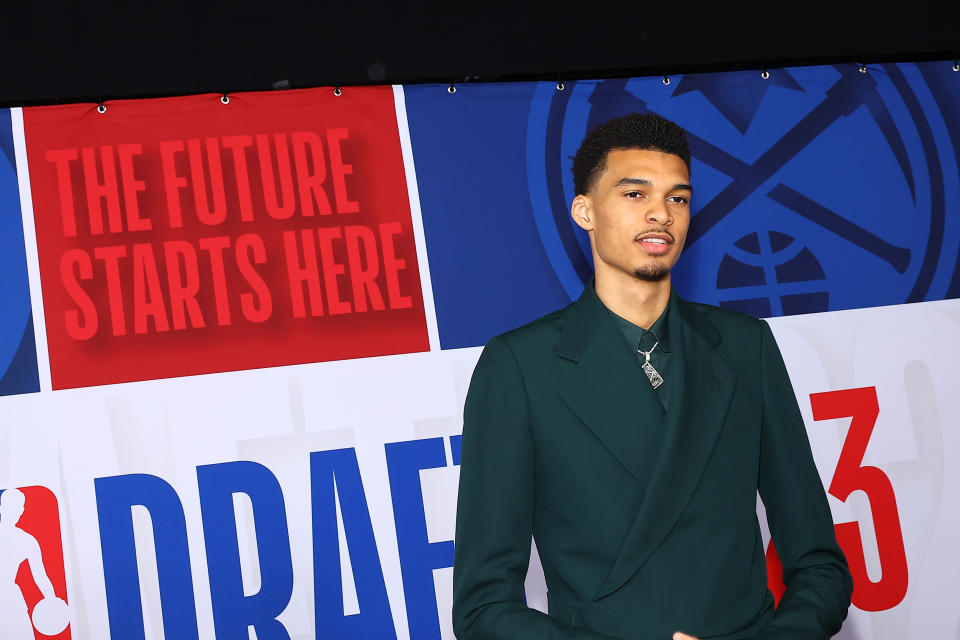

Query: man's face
left=572, top=148, right=691, bottom=284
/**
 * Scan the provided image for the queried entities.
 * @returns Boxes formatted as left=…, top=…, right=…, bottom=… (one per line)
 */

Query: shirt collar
left=594, top=286, right=672, bottom=353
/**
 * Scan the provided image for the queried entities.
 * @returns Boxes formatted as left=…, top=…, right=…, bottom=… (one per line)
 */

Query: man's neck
left=595, top=273, right=671, bottom=330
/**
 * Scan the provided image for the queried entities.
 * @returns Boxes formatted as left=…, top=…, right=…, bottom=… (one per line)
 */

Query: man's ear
left=571, top=195, right=593, bottom=231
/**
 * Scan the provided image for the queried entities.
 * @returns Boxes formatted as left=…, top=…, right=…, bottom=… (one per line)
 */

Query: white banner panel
left=766, top=300, right=960, bottom=639
left=1, top=298, right=958, bottom=639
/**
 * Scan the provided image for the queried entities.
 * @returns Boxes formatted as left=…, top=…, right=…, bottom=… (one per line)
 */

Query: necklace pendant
left=642, top=360, right=664, bottom=389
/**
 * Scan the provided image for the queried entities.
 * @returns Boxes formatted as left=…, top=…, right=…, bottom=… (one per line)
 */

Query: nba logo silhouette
left=0, top=486, right=71, bottom=639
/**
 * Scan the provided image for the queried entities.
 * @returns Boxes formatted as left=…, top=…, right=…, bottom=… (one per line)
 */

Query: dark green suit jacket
left=453, top=285, right=852, bottom=639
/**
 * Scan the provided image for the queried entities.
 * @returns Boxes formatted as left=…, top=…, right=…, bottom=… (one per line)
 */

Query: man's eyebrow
left=613, top=177, right=651, bottom=187
left=613, top=177, right=693, bottom=193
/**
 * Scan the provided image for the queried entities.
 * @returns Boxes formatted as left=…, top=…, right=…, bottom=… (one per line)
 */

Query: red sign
left=24, top=88, right=429, bottom=388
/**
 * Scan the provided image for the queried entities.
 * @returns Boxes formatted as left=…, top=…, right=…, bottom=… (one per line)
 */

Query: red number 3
left=766, top=386, right=909, bottom=611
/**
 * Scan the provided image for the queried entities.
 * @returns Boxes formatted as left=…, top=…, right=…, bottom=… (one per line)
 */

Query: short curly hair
left=571, top=113, right=690, bottom=196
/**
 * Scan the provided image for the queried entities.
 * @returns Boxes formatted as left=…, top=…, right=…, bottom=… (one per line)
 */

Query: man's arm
left=453, top=336, right=616, bottom=640
left=755, top=322, right=853, bottom=639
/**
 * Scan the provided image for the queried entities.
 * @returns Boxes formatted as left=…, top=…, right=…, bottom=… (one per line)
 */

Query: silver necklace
left=638, top=341, right=664, bottom=389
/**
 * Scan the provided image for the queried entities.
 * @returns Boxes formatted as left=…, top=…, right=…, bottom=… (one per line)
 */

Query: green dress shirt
left=603, top=301, right=673, bottom=411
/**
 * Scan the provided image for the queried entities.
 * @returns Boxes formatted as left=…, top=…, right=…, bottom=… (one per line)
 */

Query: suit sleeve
left=453, top=336, right=617, bottom=640
left=755, top=321, right=854, bottom=639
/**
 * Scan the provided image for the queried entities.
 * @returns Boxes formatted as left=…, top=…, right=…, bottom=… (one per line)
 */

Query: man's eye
left=668, top=195, right=689, bottom=204
left=625, top=191, right=643, bottom=199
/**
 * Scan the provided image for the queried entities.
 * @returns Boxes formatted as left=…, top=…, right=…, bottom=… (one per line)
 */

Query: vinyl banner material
left=405, top=64, right=960, bottom=348
left=0, top=301, right=957, bottom=639
left=22, top=88, right=429, bottom=389
left=763, top=301, right=960, bottom=638
left=1, top=61, right=958, bottom=640
left=0, top=108, right=39, bottom=396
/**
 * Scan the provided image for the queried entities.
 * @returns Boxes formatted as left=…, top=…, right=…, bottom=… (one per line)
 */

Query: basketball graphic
left=716, top=231, right=829, bottom=317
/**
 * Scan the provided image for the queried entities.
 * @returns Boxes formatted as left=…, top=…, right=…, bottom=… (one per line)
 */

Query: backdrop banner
left=405, top=63, right=960, bottom=348
left=0, top=108, right=39, bottom=396
left=0, top=61, right=957, bottom=639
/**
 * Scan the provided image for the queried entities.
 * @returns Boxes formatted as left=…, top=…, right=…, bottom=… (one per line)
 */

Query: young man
left=452, top=114, right=852, bottom=640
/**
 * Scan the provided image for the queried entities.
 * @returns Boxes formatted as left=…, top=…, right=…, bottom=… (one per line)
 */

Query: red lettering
left=764, top=542, right=786, bottom=605
left=316, top=227, right=350, bottom=315
left=187, top=138, right=227, bottom=226
left=60, top=249, right=97, bottom=340
left=160, top=140, right=188, bottom=228
left=811, top=387, right=908, bottom=611
left=132, top=244, right=170, bottom=334
left=326, top=128, right=359, bottom=214
left=256, top=134, right=296, bottom=219
left=46, top=149, right=80, bottom=237
left=93, top=245, right=128, bottom=336
left=235, top=234, right=272, bottom=323
left=766, top=387, right=909, bottom=612
left=379, top=222, right=412, bottom=309
left=81, top=146, right=123, bottom=234
left=198, top=236, right=233, bottom=325
left=283, top=229, right=324, bottom=318
left=292, top=131, right=333, bottom=216
left=344, top=225, right=385, bottom=312
left=222, top=135, right=255, bottom=222
left=117, top=143, right=150, bottom=232
left=163, top=240, right=205, bottom=330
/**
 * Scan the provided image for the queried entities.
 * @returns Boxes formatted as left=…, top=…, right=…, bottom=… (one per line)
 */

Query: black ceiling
left=2, top=3, right=957, bottom=107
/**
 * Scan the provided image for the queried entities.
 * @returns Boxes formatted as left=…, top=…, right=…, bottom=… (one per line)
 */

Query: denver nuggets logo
left=525, top=63, right=960, bottom=314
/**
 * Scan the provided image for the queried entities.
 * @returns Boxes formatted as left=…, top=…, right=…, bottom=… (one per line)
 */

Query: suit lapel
left=594, top=292, right=737, bottom=599
left=555, top=287, right=665, bottom=483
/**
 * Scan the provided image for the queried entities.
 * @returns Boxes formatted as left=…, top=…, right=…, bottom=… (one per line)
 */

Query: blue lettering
left=197, top=461, right=293, bottom=639
left=450, top=435, right=462, bottom=466
left=94, top=474, right=199, bottom=640
left=311, top=448, right=397, bottom=638
left=385, top=437, right=456, bottom=640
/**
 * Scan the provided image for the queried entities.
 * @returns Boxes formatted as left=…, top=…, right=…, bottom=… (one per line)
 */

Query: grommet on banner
left=858, top=63, right=868, bottom=74
left=953, top=60, right=959, bottom=72
left=761, top=69, right=770, bottom=80
left=556, top=81, right=565, bottom=91
left=662, top=75, right=671, bottom=86
left=221, top=94, right=230, bottom=104
left=448, top=83, right=457, bottom=94
left=96, top=103, right=107, bottom=114
left=333, top=87, right=342, bottom=96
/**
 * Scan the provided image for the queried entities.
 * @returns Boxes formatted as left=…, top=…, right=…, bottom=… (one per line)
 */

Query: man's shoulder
left=487, top=303, right=572, bottom=354
left=679, top=298, right=768, bottom=344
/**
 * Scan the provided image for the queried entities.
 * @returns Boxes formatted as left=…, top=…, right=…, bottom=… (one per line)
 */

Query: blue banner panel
left=0, top=109, right=39, bottom=395
left=404, top=82, right=570, bottom=349
left=406, top=62, right=960, bottom=349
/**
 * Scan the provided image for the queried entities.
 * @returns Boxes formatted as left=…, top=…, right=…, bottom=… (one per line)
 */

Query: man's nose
left=647, top=206, right=670, bottom=224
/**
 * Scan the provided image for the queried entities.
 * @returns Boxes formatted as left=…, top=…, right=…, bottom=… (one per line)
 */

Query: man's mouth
left=636, top=233, right=673, bottom=255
